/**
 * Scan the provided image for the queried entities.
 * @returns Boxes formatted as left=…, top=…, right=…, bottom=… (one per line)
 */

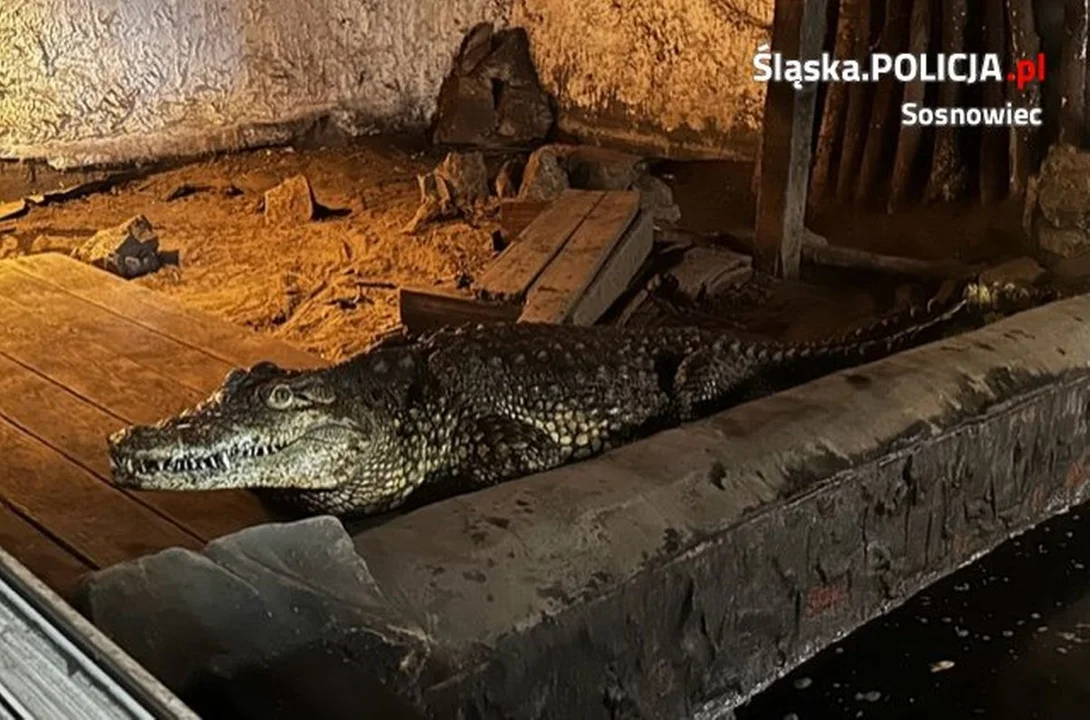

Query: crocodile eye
left=267, top=384, right=294, bottom=409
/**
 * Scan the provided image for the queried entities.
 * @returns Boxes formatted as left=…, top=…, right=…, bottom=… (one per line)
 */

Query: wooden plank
left=0, top=417, right=200, bottom=569
left=753, top=0, right=828, bottom=279
left=519, top=191, right=640, bottom=324
left=0, top=266, right=233, bottom=395
left=0, top=294, right=204, bottom=425
left=9, top=254, right=323, bottom=370
left=398, top=286, right=522, bottom=334
left=0, top=354, right=270, bottom=541
left=475, top=190, right=604, bottom=301
left=1007, top=0, right=1042, bottom=196
left=568, top=210, right=654, bottom=326
left=498, top=199, right=551, bottom=240
left=0, top=501, right=90, bottom=600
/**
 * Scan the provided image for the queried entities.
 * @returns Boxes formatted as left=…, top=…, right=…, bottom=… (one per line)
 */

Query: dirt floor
left=0, top=134, right=1032, bottom=362
left=0, top=136, right=501, bottom=362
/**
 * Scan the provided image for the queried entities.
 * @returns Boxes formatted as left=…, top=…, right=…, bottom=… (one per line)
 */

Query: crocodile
left=108, top=294, right=973, bottom=517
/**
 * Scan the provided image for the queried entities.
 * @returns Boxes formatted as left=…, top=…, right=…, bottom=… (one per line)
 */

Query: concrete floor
left=738, top=499, right=1090, bottom=720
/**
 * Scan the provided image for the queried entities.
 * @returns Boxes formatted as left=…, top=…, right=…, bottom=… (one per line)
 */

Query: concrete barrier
left=80, top=295, right=1090, bottom=718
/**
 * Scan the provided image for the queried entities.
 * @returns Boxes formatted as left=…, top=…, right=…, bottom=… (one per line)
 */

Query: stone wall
left=78, top=294, right=1090, bottom=719
left=0, top=0, right=770, bottom=168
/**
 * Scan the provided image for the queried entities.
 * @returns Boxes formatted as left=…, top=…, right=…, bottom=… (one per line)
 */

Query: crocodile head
left=107, top=359, right=400, bottom=495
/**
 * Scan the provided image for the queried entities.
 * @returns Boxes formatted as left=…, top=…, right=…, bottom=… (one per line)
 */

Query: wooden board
left=475, top=190, right=604, bottom=301
left=0, top=254, right=325, bottom=598
left=752, top=0, right=828, bottom=278
left=568, top=210, right=654, bottom=326
left=398, top=286, right=522, bottom=334
left=10, top=253, right=322, bottom=370
left=0, top=354, right=270, bottom=541
left=0, top=500, right=91, bottom=599
left=519, top=191, right=640, bottom=324
left=498, top=199, right=551, bottom=240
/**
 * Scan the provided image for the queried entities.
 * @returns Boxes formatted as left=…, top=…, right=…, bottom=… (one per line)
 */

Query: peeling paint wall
left=515, top=0, right=773, bottom=159
left=0, top=0, right=770, bottom=168
left=0, top=0, right=511, bottom=167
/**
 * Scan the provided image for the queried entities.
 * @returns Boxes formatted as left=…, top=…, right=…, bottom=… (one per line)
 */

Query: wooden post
left=753, top=0, right=829, bottom=279
left=1007, top=0, right=1042, bottom=196
left=1059, top=0, right=1089, bottom=147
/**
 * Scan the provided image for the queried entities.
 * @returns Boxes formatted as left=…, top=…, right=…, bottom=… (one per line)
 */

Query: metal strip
left=0, top=548, right=197, bottom=719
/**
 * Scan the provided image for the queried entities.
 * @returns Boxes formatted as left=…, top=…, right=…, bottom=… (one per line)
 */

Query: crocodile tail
left=776, top=294, right=969, bottom=366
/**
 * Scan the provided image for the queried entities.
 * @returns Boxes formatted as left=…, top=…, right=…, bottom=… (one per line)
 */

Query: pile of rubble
left=405, top=144, right=681, bottom=235
left=1027, top=144, right=1090, bottom=259
left=431, top=23, right=554, bottom=148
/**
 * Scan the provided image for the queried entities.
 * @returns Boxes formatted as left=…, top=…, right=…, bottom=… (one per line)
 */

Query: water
left=736, top=504, right=1090, bottom=720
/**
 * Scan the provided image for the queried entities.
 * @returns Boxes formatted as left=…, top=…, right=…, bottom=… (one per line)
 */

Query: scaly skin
left=107, top=297, right=967, bottom=517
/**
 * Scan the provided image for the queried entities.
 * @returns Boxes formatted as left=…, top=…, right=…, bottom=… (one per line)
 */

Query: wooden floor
left=0, top=254, right=325, bottom=599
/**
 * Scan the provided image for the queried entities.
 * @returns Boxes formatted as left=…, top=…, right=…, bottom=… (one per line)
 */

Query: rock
left=76, top=517, right=428, bottom=702
left=403, top=152, right=490, bottom=234
left=1037, top=226, right=1089, bottom=258
left=1035, top=145, right=1090, bottom=229
left=474, top=29, right=540, bottom=88
left=432, top=24, right=554, bottom=148
left=0, top=235, right=16, bottom=259
left=633, top=174, right=682, bottom=224
left=432, top=75, right=498, bottom=146
left=72, top=215, right=162, bottom=279
left=264, top=174, right=316, bottom=226
left=1030, top=145, right=1090, bottom=257
left=494, top=158, right=525, bottom=199
left=0, top=199, right=27, bottom=221
left=456, top=22, right=494, bottom=75
left=518, top=146, right=569, bottom=201
left=552, top=145, right=645, bottom=191
left=495, top=86, right=554, bottom=144
left=438, top=151, right=489, bottom=207
left=979, top=257, right=1046, bottom=286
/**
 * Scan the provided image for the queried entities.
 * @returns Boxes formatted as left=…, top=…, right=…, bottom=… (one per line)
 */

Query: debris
left=518, top=146, right=570, bottom=201
left=978, top=257, right=1046, bottom=286
left=0, top=199, right=27, bottom=221
left=929, top=660, right=955, bottom=673
left=633, top=174, right=682, bottom=223
left=162, top=183, right=203, bottom=202
left=438, top=151, right=489, bottom=207
left=71, top=215, right=165, bottom=279
left=664, top=246, right=752, bottom=302
left=552, top=144, right=645, bottom=191
left=432, top=25, right=555, bottom=147
left=494, top=158, right=524, bottom=198
left=264, top=175, right=316, bottom=227
left=403, top=152, right=490, bottom=234
left=1028, top=144, right=1090, bottom=257
left=792, top=677, right=813, bottom=690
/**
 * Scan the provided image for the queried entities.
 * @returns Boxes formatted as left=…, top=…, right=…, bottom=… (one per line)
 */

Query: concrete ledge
left=80, top=296, right=1090, bottom=718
